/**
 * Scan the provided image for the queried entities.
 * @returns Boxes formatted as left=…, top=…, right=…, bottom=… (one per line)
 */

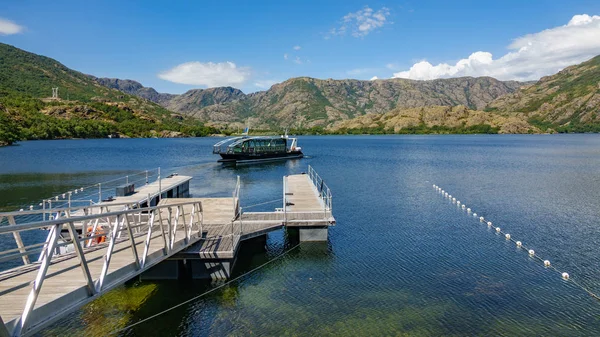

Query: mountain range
left=94, top=75, right=525, bottom=129
left=2, top=41, right=600, bottom=145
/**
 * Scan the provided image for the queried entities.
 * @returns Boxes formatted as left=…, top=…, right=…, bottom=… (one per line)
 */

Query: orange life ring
left=87, top=226, right=106, bottom=244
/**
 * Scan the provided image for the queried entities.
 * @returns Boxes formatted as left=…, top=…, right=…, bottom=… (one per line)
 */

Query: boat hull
left=218, top=151, right=303, bottom=164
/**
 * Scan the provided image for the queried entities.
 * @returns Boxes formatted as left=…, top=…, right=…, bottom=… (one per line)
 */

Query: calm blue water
left=1, top=135, right=600, bottom=336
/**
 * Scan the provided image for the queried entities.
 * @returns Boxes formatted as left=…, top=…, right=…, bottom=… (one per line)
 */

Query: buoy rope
left=431, top=184, right=600, bottom=302
left=109, top=241, right=304, bottom=335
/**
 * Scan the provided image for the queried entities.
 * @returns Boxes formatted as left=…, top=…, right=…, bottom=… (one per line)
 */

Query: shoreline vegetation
left=3, top=124, right=593, bottom=147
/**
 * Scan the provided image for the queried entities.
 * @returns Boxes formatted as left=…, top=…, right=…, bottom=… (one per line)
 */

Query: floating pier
left=0, top=165, right=335, bottom=336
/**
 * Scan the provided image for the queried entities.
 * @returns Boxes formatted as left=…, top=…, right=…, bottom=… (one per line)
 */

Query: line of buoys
left=432, top=184, right=595, bottom=299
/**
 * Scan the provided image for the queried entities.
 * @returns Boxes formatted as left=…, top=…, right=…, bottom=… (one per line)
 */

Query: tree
left=0, top=109, right=21, bottom=145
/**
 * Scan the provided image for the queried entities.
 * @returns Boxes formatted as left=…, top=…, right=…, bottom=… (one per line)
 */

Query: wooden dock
left=0, top=166, right=335, bottom=336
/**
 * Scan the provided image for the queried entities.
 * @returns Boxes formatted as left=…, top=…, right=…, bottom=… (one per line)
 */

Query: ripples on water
left=1, top=135, right=600, bottom=336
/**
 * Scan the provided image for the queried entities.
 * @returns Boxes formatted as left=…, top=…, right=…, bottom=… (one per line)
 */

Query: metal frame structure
left=0, top=200, right=203, bottom=336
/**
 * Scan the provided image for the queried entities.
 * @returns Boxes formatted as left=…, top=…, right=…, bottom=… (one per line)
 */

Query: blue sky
left=1, top=0, right=600, bottom=94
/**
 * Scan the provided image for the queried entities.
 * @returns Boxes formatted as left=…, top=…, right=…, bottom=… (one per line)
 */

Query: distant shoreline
left=3, top=131, right=597, bottom=147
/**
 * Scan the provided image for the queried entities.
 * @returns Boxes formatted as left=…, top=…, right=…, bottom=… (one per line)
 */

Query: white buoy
left=479, top=216, right=484, bottom=221
left=473, top=213, right=477, bottom=217
left=433, top=184, right=436, bottom=188
left=529, top=249, right=535, bottom=256
left=544, top=260, right=551, bottom=267
left=562, top=272, right=569, bottom=280
left=495, top=227, right=501, bottom=232
left=29, top=205, right=33, bottom=210
left=449, top=195, right=452, bottom=198
left=516, top=241, right=522, bottom=247
left=487, top=221, right=492, bottom=226
left=39, top=203, right=42, bottom=206
left=505, top=233, right=511, bottom=240
left=462, top=205, right=466, bottom=209
left=467, top=208, right=471, bottom=212
left=81, top=188, right=84, bottom=192
left=452, top=198, right=456, bottom=203
left=19, top=209, right=23, bottom=212
left=55, top=196, right=59, bottom=201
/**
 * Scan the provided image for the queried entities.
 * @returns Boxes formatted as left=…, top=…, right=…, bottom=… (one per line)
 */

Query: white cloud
left=0, top=18, right=24, bottom=35
left=294, top=56, right=303, bottom=64
left=254, top=79, right=281, bottom=89
left=327, top=6, right=391, bottom=38
left=370, top=76, right=379, bottom=80
left=293, top=45, right=301, bottom=50
left=159, top=61, right=250, bottom=87
left=284, top=53, right=289, bottom=60
left=393, top=14, right=600, bottom=81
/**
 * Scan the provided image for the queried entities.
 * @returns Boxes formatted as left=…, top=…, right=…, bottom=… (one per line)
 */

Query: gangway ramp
left=0, top=200, right=203, bottom=336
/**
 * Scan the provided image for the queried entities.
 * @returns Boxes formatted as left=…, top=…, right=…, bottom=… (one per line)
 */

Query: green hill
left=0, top=43, right=216, bottom=145
left=487, top=55, right=600, bottom=132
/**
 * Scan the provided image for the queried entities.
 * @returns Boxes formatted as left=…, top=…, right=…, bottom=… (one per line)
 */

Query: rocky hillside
left=97, top=75, right=523, bottom=129
left=330, top=105, right=536, bottom=134
left=90, top=77, right=176, bottom=104
left=0, top=43, right=216, bottom=144
left=488, top=55, right=600, bottom=132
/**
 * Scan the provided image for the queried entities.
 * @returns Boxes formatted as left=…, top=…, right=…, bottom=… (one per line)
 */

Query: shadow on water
left=38, top=231, right=336, bottom=337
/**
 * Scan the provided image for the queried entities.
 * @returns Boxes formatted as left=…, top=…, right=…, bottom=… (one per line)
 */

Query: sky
left=1, top=0, right=600, bottom=94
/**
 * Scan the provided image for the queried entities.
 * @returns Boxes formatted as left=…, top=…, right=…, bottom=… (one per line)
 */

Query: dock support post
left=298, top=227, right=328, bottom=242
left=98, top=183, right=102, bottom=203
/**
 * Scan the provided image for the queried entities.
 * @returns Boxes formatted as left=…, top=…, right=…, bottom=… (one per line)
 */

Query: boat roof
left=214, top=135, right=295, bottom=146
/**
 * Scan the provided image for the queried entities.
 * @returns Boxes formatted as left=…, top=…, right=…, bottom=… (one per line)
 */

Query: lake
left=1, top=135, right=600, bottom=336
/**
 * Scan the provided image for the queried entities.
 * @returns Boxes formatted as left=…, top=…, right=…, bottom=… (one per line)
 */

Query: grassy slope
left=0, top=43, right=216, bottom=145
left=488, top=55, right=600, bottom=133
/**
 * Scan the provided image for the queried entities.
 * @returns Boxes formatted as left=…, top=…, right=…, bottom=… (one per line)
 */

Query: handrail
left=307, top=165, right=333, bottom=213
left=0, top=199, right=203, bottom=336
left=232, top=176, right=241, bottom=219
left=0, top=200, right=202, bottom=235
left=0, top=201, right=144, bottom=217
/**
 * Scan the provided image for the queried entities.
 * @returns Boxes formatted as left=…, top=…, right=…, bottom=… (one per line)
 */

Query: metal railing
left=0, top=200, right=203, bottom=336
left=0, top=201, right=156, bottom=268
left=0, top=168, right=164, bottom=227
left=232, top=176, right=241, bottom=219
left=43, top=168, right=161, bottom=209
left=307, top=165, right=333, bottom=214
